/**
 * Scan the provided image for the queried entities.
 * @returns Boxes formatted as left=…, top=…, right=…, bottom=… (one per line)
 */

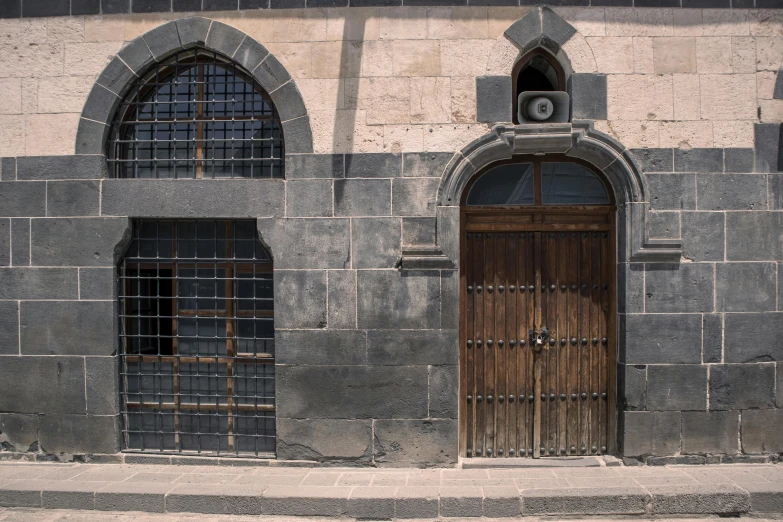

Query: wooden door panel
left=462, top=218, right=613, bottom=458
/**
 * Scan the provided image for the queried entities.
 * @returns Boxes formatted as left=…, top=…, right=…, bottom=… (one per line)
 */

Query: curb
left=1, top=481, right=782, bottom=517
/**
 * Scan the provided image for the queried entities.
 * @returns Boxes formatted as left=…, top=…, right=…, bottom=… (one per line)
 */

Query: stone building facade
left=0, top=0, right=782, bottom=466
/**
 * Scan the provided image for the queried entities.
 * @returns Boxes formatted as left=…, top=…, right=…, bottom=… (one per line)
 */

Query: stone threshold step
left=461, top=456, right=605, bottom=468
left=1, top=481, right=778, bottom=518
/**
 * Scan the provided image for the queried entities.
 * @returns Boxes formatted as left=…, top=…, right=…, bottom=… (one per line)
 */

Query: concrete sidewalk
left=0, top=461, right=782, bottom=518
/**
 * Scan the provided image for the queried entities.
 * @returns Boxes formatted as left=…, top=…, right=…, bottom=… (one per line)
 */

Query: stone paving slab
left=2, top=509, right=783, bottom=522
left=0, top=462, right=781, bottom=518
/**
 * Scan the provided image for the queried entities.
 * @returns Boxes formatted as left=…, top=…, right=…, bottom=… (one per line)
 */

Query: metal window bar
left=119, top=219, right=275, bottom=457
left=109, top=49, right=284, bottom=180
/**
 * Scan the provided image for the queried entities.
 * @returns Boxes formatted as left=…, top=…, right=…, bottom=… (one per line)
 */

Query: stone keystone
left=504, top=7, right=577, bottom=56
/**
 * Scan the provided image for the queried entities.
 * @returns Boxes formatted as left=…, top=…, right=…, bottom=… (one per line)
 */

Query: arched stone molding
left=75, top=16, right=313, bottom=160
left=400, top=121, right=682, bottom=270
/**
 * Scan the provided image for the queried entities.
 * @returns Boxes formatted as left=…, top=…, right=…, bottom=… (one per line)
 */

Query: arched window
left=466, top=158, right=611, bottom=206
left=119, top=219, right=275, bottom=456
left=109, top=49, right=283, bottom=179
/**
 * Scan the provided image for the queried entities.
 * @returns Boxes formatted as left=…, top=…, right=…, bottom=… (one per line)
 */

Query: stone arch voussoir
left=76, top=16, right=313, bottom=158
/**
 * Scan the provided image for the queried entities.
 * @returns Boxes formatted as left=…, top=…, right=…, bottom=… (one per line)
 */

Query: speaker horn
left=517, top=91, right=570, bottom=124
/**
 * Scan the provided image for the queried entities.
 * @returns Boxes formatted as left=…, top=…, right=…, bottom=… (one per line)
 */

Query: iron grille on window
left=119, top=220, right=275, bottom=456
left=109, top=49, right=284, bottom=179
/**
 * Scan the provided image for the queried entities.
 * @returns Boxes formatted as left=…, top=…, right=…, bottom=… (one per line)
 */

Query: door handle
left=529, top=327, right=550, bottom=352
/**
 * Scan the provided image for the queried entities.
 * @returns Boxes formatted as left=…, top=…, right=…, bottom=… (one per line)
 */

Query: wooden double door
left=460, top=208, right=616, bottom=458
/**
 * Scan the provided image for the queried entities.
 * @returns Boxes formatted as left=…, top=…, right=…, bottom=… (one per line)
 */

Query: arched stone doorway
left=459, top=155, right=616, bottom=459
left=403, top=122, right=685, bottom=459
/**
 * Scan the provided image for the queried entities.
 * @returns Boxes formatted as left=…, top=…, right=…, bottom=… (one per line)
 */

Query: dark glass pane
left=466, top=163, right=535, bottom=206
left=541, top=162, right=610, bottom=205
left=110, top=50, right=284, bottom=179
left=119, top=219, right=274, bottom=456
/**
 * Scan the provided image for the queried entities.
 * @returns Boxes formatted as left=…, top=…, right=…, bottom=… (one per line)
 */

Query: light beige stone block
left=672, top=9, right=702, bottom=37
left=757, top=71, right=777, bottom=99
left=700, top=73, right=757, bottom=120
left=703, top=9, right=749, bottom=37
left=327, top=8, right=380, bottom=41
left=653, top=37, right=696, bottom=74
left=0, top=43, right=63, bottom=78
left=37, top=76, right=94, bottom=114
left=311, top=108, right=385, bottom=153
left=0, top=19, right=47, bottom=44
left=351, top=122, right=386, bottom=152
left=440, top=39, right=493, bottom=77
left=713, top=120, right=754, bottom=148
left=410, top=77, right=451, bottom=124
left=586, top=37, right=634, bottom=73
left=427, top=7, right=488, bottom=40
left=607, top=74, right=673, bottom=120
left=633, top=36, right=654, bottom=73
left=64, top=42, right=122, bottom=77
left=755, top=37, right=783, bottom=71
left=696, top=37, right=732, bottom=73
left=384, top=124, right=424, bottom=153
left=311, top=41, right=359, bottom=78
left=360, top=40, right=394, bottom=77
left=122, top=13, right=176, bottom=41
left=561, top=33, right=597, bottom=73
left=451, top=76, right=476, bottom=124
left=659, top=120, right=713, bottom=149
left=0, top=114, right=26, bottom=157
left=605, top=8, right=673, bottom=37
left=554, top=7, right=606, bottom=37
left=380, top=8, right=428, bottom=40
left=672, top=74, right=700, bottom=120
left=0, top=78, right=21, bottom=115
left=240, top=10, right=328, bottom=44
left=47, top=17, right=84, bottom=43
left=344, top=77, right=411, bottom=125
left=759, top=99, right=783, bottom=122
left=488, top=7, right=531, bottom=39
left=84, top=15, right=126, bottom=42
left=298, top=78, right=344, bottom=111
left=731, top=37, right=756, bottom=73
left=485, top=37, right=519, bottom=76
left=310, top=108, right=339, bottom=153
left=592, top=119, right=611, bottom=135
left=749, top=10, right=783, bottom=37
left=422, top=123, right=488, bottom=152
left=21, top=77, right=37, bottom=113
left=599, top=120, right=659, bottom=148
left=393, top=40, right=440, bottom=77
left=266, top=42, right=313, bottom=79
left=25, top=113, right=79, bottom=156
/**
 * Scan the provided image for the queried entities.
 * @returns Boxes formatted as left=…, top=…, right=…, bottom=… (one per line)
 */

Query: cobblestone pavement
left=0, top=461, right=782, bottom=518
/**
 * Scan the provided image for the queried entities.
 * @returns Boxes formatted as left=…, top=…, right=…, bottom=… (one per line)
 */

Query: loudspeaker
left=517, top=91, right=570, bottom=124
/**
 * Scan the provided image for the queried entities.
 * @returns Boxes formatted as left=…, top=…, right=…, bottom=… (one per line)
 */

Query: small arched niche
left=512, top=49, right=566, bottom=125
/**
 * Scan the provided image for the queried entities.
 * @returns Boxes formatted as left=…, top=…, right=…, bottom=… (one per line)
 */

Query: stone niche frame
left=75, top=16, right=313, bottom=160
